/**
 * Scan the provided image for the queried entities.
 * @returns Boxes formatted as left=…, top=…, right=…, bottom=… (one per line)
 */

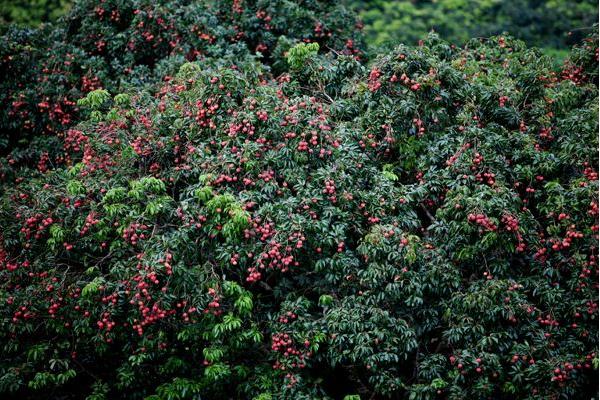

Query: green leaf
left=82, top=277, right=105, bottom=298
left=319, top=294, right=334, bottom=307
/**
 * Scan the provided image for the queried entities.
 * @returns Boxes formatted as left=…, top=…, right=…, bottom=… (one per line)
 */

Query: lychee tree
left=0, top=3, right=598, bottom=400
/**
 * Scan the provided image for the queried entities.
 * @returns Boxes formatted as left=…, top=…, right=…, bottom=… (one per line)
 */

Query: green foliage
left=287, top=42, right=320, bottom=70
left=352, top=0, right=598, bottom=52
left=0, top=0, right=71, bottom=26
left=0, top=2, right=598, bottom=400
left=0, top=0, right=363, bottom=160
left=77, top=89, right=110, bottom=109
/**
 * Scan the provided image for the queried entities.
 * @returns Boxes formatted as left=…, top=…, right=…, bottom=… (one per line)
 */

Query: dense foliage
left=352, top=0, right=598, bottom=52
left=0, top=1, right=598, bottom=399
left=0, top=0, right=71, bottom=26
left=0, top=0, right=362, bottom=162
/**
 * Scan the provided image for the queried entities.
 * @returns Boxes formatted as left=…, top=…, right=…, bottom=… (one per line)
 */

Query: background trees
left=351, top=0, right=597, bottom=55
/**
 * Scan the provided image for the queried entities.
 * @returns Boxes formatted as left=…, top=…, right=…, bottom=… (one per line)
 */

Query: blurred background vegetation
left=350, top=0, right=598, bottom=58
left=1, top=0, right=598, bottom=58
left=0, top=0, right=71, bottom=26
